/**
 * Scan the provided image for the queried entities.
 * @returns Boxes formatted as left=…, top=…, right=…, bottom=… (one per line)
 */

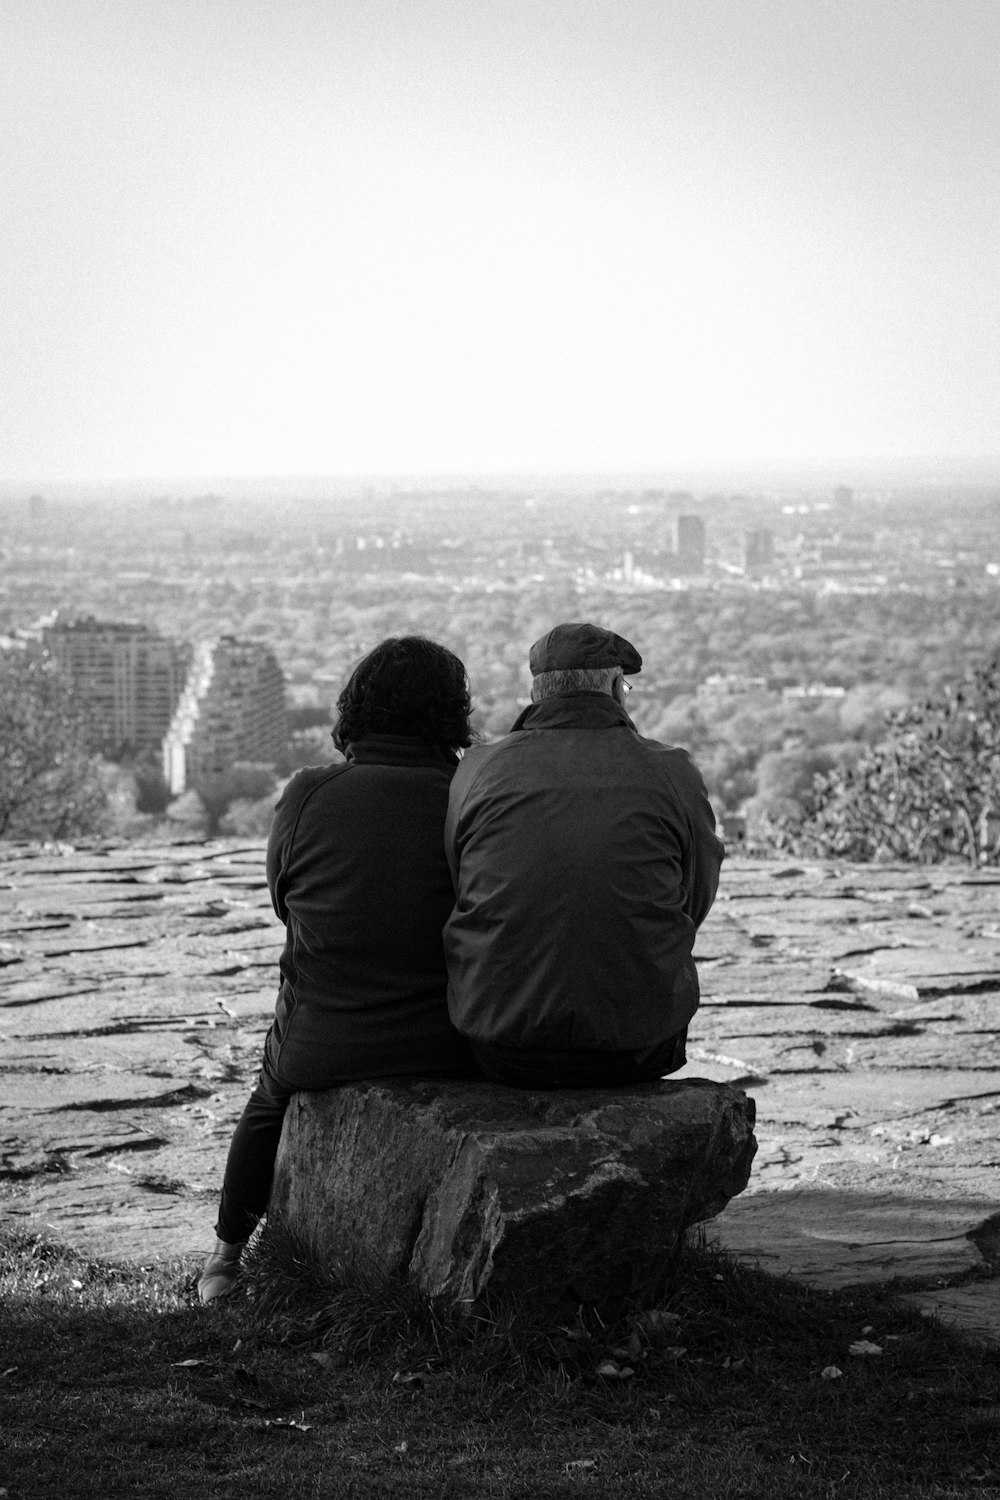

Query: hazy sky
left=2, top=0, right=999, bottom=482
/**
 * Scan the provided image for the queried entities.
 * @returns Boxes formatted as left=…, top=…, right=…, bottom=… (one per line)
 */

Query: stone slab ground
left=1, top=840, right=998, bottom=1341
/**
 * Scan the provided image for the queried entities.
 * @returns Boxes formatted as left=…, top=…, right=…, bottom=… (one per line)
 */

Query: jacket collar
left=509, top=692, right=636, bottom=733
left=345, top=735, right=459, bottom=767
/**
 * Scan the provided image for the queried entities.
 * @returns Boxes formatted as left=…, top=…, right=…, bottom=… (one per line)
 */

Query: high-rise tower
left=44, top=617, right=189, bottom=756
left=163, top=636, right=287, bottom=793
left=672, top=514, right=706, bottom=572
left=742, top=528, right=774, bottom=574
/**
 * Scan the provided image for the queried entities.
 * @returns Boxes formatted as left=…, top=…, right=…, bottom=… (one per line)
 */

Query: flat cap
left=528, top=621, right=642, bottom=676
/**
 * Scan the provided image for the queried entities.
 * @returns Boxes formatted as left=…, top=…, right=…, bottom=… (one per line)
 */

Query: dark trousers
left=214, top=1030, right=479, bottom=1244
left=469, top=1028, right=688, bottom=1089
left=214, top=1040, right=298, bottom=1244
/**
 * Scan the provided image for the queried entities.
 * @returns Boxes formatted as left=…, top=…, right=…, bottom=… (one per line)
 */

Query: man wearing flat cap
left=444, top=621, right=725, bottom=1088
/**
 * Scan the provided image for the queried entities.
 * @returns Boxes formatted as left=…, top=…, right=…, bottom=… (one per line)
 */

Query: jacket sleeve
left=444, top=755, right=478, bottom=892
left=661, top=749, right=725, bottom=929
left=266, top=775, right=305, bottom=924
left=685, top=813, right=725, bottom=929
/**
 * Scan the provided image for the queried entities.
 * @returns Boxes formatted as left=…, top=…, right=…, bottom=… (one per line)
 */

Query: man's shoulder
left=448, top=733, right=531, bottom=800
left=453, top=727, right=698, bottom=786
left=453, top=735, right=516, bottom=773
left=633, top=733, right=693, bottom=764
left=632, top=733, right=707, bottom=784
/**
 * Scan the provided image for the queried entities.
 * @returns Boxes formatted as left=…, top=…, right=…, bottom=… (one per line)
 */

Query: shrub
left=0, top=646, right=108, bottom=840
left=776, top=657, right=1000, bottom=865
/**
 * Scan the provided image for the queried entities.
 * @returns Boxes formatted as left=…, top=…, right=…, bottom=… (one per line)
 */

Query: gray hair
left=531, top=666, right=621, bottom=701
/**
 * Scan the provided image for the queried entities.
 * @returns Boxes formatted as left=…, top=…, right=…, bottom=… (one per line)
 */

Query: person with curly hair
left=199, top=636, right=476, bottom=1302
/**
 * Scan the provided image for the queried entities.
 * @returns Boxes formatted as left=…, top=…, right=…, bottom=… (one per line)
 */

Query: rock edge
left=268, top=1075, right=757, bottom=1312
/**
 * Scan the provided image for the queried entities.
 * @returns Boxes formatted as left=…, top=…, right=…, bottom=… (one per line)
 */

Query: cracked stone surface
left=1, top=841, right=998, bottom=1342
left=684, top=861, right=1000, bottom=1344
left=0, top=840, right=274, bottom=1265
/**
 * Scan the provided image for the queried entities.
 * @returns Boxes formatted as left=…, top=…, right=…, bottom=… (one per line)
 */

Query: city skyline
left=6, top=476, right=997, bottom=840
left=3, top=1, right=1000, bottom=484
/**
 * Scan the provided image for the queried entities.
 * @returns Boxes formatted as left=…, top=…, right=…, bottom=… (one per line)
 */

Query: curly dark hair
left=332, top=636, right=474, bottom=754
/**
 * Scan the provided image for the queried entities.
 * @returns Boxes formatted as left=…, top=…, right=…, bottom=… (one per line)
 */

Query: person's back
left=268, top=744, right=469, bottom=1084
left=444, top=622, right=724, bottom=1088
left=198, top=635, right=475, bottom=1302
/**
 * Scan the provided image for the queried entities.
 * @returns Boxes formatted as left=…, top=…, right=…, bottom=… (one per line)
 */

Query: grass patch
left=1, top=1224, right=997, bottom=1498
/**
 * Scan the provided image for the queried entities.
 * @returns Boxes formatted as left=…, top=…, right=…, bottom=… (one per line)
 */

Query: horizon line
left=4, top=452, right=1000, bottom=494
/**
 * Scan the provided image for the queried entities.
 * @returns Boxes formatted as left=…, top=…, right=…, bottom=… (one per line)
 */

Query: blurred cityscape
left=2, top=476, right=999, bottom=839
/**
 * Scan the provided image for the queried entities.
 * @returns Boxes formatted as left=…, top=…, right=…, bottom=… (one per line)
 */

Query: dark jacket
left=443, top=693, right=724, bottom=1052
left=265, top=737, right=472, bottom=1086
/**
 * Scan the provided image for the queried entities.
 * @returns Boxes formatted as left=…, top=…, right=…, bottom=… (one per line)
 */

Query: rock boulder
left=267, top=1076, right=756, bottom=1312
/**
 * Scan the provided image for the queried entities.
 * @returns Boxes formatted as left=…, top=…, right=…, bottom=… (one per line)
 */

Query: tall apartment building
left=672, top=513, right=706, bottom=572
left=163, top=636, right=288, bottom=794
left=44, top=616, right=190, bottom=756
left=742, top=527, right=774, bottom=574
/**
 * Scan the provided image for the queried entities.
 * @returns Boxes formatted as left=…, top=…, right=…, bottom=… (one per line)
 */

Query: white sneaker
left=197, top=1238, right=246, bottom=1304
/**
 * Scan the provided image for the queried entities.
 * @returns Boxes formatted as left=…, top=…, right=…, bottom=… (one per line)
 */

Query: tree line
left=4, top=605, right=1000, bottom=865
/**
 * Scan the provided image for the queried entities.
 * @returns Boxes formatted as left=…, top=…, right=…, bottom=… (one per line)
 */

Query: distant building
left=698, top=673, right=769, bottom=699
left=163, top=636, right=287, bottom=793
left=44, top=616, right=189, bottom=757
left=782, top=683, right=847, bottom=701
left=742, top=528, right=774, bottom=573
left=672, top=514, right=705, bottom=572
left=834, top=484, right=854, bottom=507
